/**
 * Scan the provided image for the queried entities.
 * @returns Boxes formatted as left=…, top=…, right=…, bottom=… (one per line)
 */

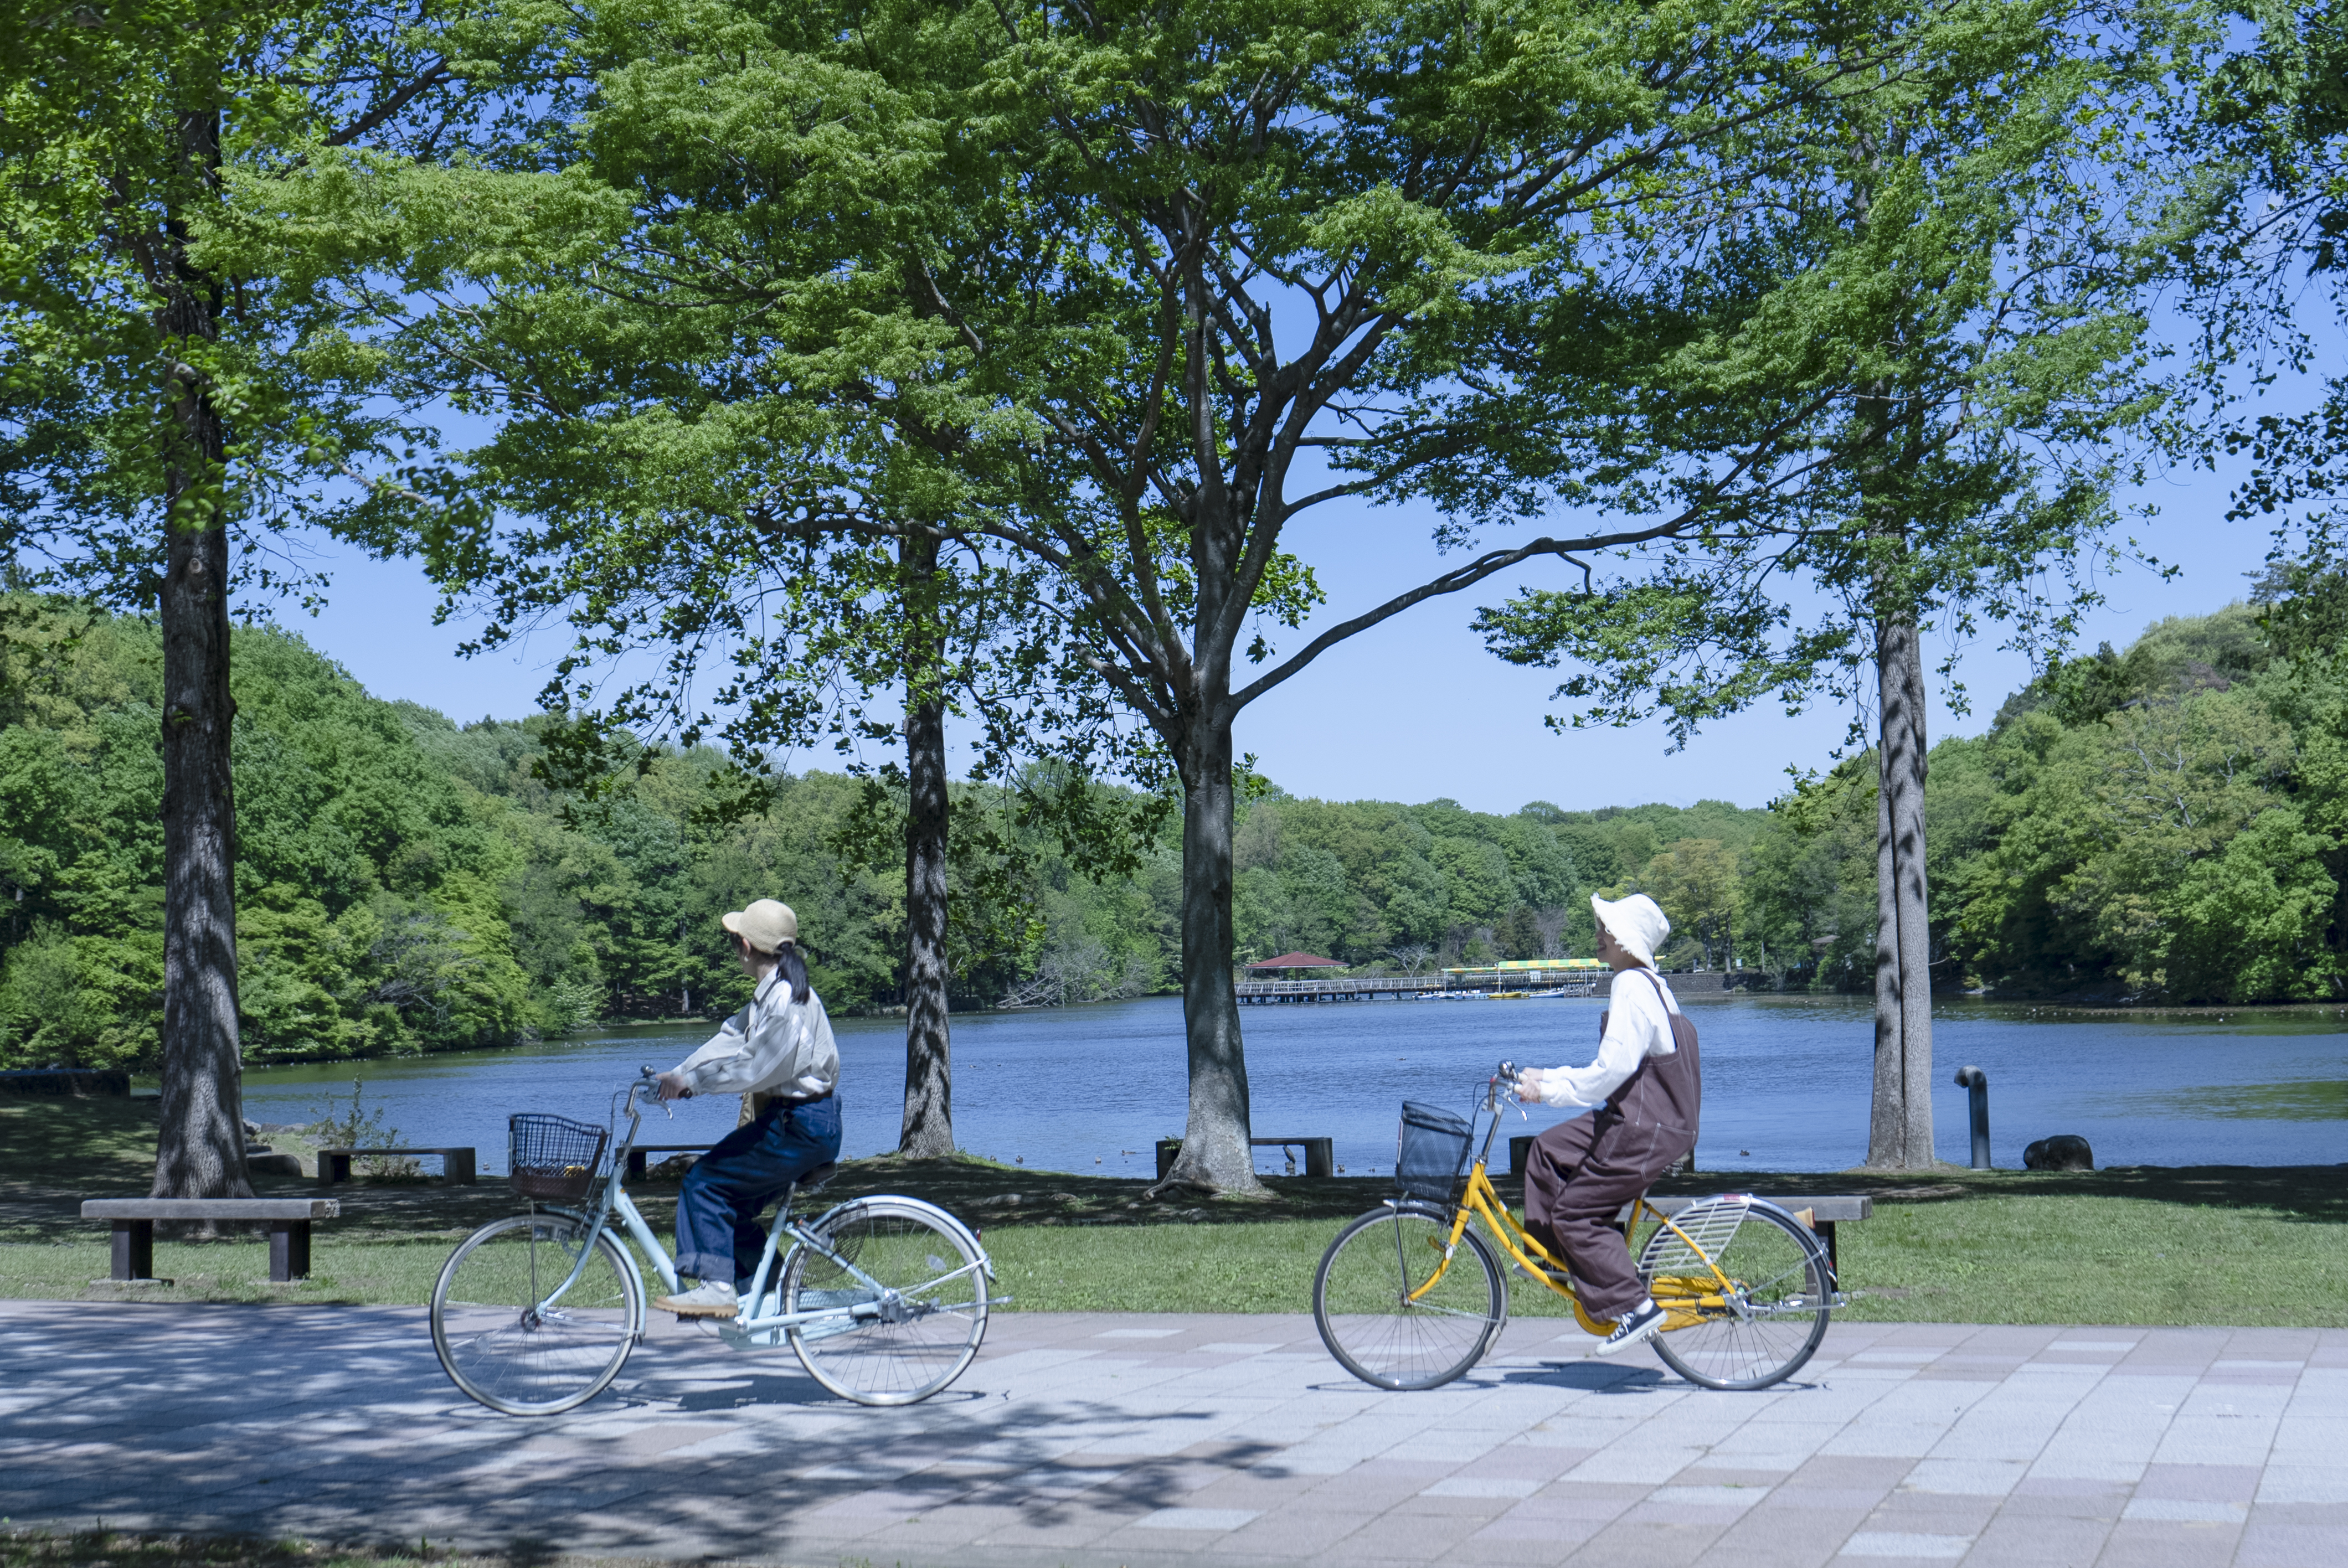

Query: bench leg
left=269, top=1221, right=311, bottom=1282
left=112, top=1220, right=154, bottom=1281
left=318, top=1153, right=352, bottom=1185
left=1819, top=1221, right=1839, bottom=1280
left=628, top=1148, right=648, bottom=1180
left=1305, top=1138, right=1333, bottom=1179
left=447, top=1148, right=477, bottom=1185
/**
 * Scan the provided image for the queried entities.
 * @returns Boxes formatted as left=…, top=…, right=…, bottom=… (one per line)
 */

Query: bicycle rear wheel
left=1314, top=1204, right=1506, bottom=1390
left=782, top=1196, right=989, bottom=1406
left=430, top=1211, right=642, bottom=1415
left=1641, top=1199, right=1832, bottom=1390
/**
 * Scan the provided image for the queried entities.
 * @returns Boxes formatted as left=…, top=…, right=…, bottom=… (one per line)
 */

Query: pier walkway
left=2, top=1301, right=2336, bottom=1567
left=1234, top=972, right=1749, bottom=1002
left=1234, top=974, right=1569, bottom=1002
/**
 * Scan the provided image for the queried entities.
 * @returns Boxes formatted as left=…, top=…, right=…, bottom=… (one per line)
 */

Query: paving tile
left=2257, top=1463, right=2348, bottom=1505
left=1562, top=1518, right=1740, bottom=1566
left=1456, top=1521, right=1606, bottom=1559
left=1212, top=1508, right=1378, bottom=1556
left=2090, top=1519, right=2244, bottom=1568
left=2234, top=1519, right=2348, bottom=1568
left=1425, top=1474, right=1543, bottom=1498
left=1131, top=1505, right=1263, bottom=1530
left=1960, top=1512, right=2112, bottom=1564
left=1902, top=1459, right=2025, bottom=1496
left=1687, top=1508, right=1856, bottom=1568
left=1836, top=1530, right=1973, bottom=1558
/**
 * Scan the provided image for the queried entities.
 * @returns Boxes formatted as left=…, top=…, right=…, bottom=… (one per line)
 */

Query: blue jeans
left=673, top=1094, right=842, bottom=1288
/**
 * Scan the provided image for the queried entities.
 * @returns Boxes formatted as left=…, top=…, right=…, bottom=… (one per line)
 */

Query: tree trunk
left=1154, top=705, right=1263, bottom=1195
left=1867, top=601, right=1935, bottom=1169
left=898, top=535, right=955, bottom=1157
left=151, top=107, right=250, bottom=1201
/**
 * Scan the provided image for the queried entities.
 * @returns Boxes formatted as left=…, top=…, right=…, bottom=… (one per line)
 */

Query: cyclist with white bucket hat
left=1510, top=892, right=1702, bottom=1355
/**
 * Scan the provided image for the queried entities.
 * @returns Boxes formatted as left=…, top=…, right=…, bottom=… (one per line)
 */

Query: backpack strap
left=1634, top=967, right=1678, bottom=1013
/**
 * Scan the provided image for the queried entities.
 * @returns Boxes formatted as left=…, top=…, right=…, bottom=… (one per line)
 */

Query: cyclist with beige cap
left=1508, top=892, right=1701, bottom=1355
left=650, top=898, right=841, bottom=1318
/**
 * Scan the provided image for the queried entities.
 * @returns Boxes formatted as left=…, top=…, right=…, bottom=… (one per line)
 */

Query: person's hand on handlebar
left=655, top=1071, right=693, bottom=1102
left=1507, top=1065, right=1545, bottom=1103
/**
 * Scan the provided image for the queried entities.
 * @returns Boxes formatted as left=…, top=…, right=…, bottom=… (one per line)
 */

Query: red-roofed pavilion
left=1247, top=952, right=1345, bottom=974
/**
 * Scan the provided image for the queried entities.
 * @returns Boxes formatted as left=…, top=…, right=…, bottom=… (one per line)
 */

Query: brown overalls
left=1521, top=968, right=1701, bottom=1317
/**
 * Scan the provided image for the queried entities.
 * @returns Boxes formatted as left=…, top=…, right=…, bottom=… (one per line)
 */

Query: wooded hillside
left=9, top=587, right=2339, bottom=1072
left=0, top=599, right=1764, bottom=1068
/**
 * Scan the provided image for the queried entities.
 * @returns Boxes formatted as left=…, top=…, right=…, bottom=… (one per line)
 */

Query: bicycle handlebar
left=1485, top=1060, right=1522, bottom=1112
left=619, top=1066, right=674, bottom=1131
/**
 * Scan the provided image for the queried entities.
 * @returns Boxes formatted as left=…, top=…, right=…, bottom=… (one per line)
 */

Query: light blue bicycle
left=429, top=1068, right=998, bottom=1415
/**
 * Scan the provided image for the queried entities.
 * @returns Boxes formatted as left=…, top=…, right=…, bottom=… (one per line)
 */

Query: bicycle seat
left=793, top=1162, right=838, bottom=1195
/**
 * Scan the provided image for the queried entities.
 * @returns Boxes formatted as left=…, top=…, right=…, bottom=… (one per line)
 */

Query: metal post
left=1953, top=1066, right=1991, bottom=1169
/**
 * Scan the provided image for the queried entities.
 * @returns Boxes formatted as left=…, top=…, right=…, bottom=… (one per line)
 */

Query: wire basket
left=508, top=1112, right=609, bottom=1203
left=1395, top=1100, right=1473, bottom=1203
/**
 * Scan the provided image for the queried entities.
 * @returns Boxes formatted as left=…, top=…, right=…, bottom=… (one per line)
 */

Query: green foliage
left=1226, top=792, right=1765, bottom=969
left=1743, top=586, right=2348, bottom=1002
left=1470, top=0, right=2212, bottom=747
left=1, top=594, right=1801, bottom=1067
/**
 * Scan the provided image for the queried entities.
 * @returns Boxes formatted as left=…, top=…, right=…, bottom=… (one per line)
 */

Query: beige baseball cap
left=721, top=899, right=798, bottom=953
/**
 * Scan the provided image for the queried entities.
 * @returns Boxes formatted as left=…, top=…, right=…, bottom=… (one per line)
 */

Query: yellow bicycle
left=1313, top=1062, right=1842, bottom=1391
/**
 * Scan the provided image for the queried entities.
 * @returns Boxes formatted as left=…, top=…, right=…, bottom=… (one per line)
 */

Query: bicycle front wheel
left=430, top=1212, right=643, bottom=1415
left=783, top=1196, right=989, bottom=1406
left=1314, top=1204, right=1506, bottom=1391
left=1642, top=1199, right=1832, bottom=1390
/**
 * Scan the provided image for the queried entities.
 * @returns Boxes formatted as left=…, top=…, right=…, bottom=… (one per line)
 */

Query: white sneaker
left=655, top=1280, right=738, bottom=1318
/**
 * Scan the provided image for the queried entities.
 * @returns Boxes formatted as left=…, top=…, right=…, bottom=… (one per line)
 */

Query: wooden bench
left=81, top=1198, right=340, bottom=1282
left=317, top=1146, right=476, bottom=1185
left=626, top=1143, right=715, bottom=1179
left=1155, top=1136, right=1333, bottom=1180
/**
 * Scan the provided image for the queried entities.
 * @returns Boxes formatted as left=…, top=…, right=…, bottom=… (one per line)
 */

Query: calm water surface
left=218, top=991, right=2348, bottom=1178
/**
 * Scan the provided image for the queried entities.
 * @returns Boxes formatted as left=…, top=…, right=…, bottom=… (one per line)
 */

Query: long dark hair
left=771, top=940, right=811, bottom=1004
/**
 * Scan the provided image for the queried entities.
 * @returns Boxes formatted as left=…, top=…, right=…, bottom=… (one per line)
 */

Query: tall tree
left=1474, top=0, right=2210, bottom=1165
left=2, top=0, right=567, bottom=1194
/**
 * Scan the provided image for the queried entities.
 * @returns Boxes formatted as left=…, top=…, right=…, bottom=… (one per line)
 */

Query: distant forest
left=6, top=590, right=2344, bottom=1070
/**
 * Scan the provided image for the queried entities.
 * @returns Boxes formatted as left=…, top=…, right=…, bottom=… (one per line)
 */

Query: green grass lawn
left=6, top=1095, right=2342, bottom=1325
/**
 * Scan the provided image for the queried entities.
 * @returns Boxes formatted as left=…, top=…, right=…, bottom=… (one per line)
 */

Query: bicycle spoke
left=786, top=1199, right=988, bottom=1406
left=1316, top=1208, right=1504, bottom=1391
left=432, top=1215, right=640, bottom=1416
left=1642, top=1202, right=1830, bottom=1390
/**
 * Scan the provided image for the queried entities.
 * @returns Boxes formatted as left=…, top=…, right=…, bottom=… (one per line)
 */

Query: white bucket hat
left=721, top=899, right=798, bottom=954
left=1591, top=893, right=1670, bottom=966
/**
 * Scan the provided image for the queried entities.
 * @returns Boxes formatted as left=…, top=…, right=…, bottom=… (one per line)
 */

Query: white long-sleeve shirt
left=1526, top=967, right=1682, bottom=1112
left=670, top=971, right=840, bottom=1100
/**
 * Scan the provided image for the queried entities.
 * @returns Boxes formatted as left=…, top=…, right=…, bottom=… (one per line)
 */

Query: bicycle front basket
left=508, top=1112, right=609, bottom=1203
left=1395, top=1101, right=1473, bottom=1202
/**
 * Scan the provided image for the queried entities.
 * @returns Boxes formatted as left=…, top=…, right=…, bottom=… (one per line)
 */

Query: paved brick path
left=1, top=1303, right=2339, bottom=1566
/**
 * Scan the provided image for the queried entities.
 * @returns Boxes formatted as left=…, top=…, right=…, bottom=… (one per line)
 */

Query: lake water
left=214, top=990, right=2348, bottom=1179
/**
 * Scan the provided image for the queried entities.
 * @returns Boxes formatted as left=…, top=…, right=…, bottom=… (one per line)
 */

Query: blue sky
left=280, top=426, right=2287, bottom=819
